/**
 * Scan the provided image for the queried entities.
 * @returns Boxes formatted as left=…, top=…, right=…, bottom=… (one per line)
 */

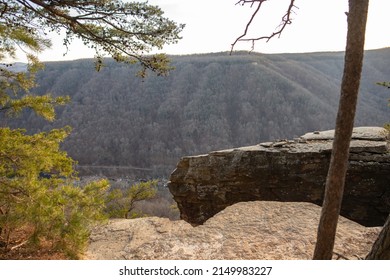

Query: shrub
left=105, top=180, right=158, bottom=219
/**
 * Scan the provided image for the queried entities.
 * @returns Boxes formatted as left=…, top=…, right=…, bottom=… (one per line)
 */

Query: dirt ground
left=0, top=226, right=68, bottom=260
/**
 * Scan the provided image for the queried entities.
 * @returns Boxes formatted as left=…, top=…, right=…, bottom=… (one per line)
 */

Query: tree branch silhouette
left=231, top=0, right=297, bottom=53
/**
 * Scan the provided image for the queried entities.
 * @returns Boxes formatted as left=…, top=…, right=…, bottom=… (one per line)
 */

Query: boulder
left=168, top=127, right=390, bottom=226
left=86, top=201, right=381, bottom=260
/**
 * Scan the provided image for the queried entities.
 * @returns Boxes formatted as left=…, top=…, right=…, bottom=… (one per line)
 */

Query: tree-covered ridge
left=9, top=48, right=390, bottom=178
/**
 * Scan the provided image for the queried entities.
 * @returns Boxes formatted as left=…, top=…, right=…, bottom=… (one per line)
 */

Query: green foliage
left=105, top=180, right=158, bottom=219
left=50, top=180, right=110, bottom=258
left=0, top=55, right=69, bottom=121
left=4, top=94, right=70, bottom=121
left=0, top=7, right=66, bottom=121
left=1, top=0, right=184, bottom=76
left=0, top=17, right=85, bottom=255
left=376, top=82, right=390, bottom=89
left=0, top=126, right=110, bottom=257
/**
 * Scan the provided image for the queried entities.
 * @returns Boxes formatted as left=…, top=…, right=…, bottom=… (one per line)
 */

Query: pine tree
left=0, top=0, right=183, bottom=258
left=106, top=180, right=158, bottom=219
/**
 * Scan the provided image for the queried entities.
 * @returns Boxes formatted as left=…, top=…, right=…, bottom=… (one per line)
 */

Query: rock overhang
left=168, top=127, right=390, bottom=227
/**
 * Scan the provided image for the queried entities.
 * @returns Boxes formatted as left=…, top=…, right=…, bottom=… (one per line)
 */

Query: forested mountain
left=6, top=48, right=390, bottom=178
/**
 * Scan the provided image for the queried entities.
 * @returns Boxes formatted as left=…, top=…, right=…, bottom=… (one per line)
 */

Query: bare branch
left=10, top=240, right=29, bottom=251
left=230, top=0, right=265, bottom=54
left=0, top=1, right=7, bottom=17
left=231, top=0, right=297, bottom=53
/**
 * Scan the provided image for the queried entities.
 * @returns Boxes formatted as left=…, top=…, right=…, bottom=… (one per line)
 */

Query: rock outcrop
left=168, top=127, right=390, bottom=226
left=86, top=201, right=381, bottom=260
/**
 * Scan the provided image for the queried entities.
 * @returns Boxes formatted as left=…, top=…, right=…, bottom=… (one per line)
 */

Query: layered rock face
left=86, top=201, right=380, bottom=260
left=168, top=127, right=390, bottom=227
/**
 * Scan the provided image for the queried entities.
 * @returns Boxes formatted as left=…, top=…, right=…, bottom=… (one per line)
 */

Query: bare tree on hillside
left=231, top=0, right=371, bottom=259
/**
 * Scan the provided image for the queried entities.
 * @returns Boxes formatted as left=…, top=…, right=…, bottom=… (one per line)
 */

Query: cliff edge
left=168, top=127, right=390, bottom=226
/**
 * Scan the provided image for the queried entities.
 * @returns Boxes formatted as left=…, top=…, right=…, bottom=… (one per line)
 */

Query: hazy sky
left=36, top=0, right=389, bottom=61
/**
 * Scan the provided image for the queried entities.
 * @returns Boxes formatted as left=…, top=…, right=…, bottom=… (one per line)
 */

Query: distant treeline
left=7, top=48, right=390, bottom=178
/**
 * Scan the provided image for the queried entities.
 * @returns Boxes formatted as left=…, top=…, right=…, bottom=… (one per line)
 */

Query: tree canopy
left=1, top=0, right=184, bottom=76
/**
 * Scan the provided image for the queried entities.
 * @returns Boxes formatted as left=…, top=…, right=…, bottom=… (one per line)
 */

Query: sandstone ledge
left=168, top=127, right=390, bottom=226
left=86, top=201, right=381, bottom=260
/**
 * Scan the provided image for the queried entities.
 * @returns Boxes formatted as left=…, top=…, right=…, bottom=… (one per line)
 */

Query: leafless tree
left=232, top=0, right=370, bottom=260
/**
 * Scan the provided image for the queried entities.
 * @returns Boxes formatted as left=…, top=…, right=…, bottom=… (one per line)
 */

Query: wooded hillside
left=7, top=48, right=390, bottom=178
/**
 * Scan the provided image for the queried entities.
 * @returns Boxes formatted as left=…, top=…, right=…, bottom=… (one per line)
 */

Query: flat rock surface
left=86, top=201, right=381, bottom=260
left=301, top=127, right=388, bottom=141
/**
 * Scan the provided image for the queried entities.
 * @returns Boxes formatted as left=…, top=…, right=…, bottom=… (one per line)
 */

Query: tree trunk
left=366, top=214, right=390, bottom=259
left=313, top=0, right=369, bottom=260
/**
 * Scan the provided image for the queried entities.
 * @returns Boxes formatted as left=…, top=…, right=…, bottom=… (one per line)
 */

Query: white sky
left=35, top=0, right=390, bottom=61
